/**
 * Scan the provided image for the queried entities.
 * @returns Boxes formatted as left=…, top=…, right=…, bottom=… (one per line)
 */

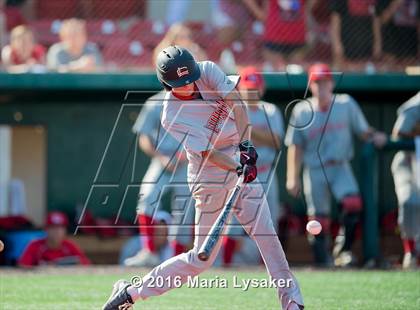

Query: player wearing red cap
left=18, top=211, right=90, bottom=267
left=285, top=63, right=386, bottom=267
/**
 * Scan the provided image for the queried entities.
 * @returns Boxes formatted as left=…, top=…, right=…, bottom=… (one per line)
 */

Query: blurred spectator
left=153, top=23, right=207, bottom=63
left=1, top=25, right=46, bottom=73
left=47, top=18, right=103, bottom=73
left=213, top=0, right=266, bottom=45
left=331, top=0, right=379, bottom=70
left=263, top=0, right=307, bottom=70
left=376, top=0, right=419, bottom=67
left=18, top=211, right=90, bottom=267
left=305, top=0, right=332, bottom=62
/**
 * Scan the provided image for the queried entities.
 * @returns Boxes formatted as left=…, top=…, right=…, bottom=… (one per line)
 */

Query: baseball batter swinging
left=103, top=46, right=304, bottom=310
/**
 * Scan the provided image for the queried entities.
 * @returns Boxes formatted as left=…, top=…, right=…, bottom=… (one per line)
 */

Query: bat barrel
left=197, top=177, right=244, bottom=262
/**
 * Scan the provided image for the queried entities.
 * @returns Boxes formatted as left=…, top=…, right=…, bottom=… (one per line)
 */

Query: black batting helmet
left=156, top=45, right=201, bottom=89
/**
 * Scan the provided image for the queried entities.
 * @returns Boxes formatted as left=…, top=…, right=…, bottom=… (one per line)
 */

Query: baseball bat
left=197, top=175, right=244, bottom=261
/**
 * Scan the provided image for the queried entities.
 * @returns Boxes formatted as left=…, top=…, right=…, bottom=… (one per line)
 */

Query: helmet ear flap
left=161, top=81, right=172, bottom=91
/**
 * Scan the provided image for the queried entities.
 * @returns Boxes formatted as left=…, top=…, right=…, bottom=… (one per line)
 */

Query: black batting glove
left=236, top=164, right=257, bottom=183
left=239, top=140, right=258, bottom=166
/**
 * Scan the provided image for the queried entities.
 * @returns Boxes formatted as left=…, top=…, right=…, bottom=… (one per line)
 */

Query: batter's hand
left=236, top=164, right=257, bottom=183
left=239, top=140, right=258, bottom=166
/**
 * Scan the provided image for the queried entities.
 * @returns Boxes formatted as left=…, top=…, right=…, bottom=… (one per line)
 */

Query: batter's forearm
left=202, top=149, right=239, bottom=171
left=225, top=91, right=252, bottom=142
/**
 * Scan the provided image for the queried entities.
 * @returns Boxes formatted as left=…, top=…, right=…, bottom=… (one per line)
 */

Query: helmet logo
left=177, top=67, right=189, bottom=77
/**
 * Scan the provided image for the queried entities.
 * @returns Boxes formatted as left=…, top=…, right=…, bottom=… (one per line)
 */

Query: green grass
left=1, top=267, right=419, bottom=310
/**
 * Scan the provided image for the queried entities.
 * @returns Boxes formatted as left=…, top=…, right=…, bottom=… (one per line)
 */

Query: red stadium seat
left=88, top=0, right=141, bottom=19
left=35, top=0, right=78, bottom=19
left=102, top=38, right=153, bottom=70
left=29, top=19, right=61, bottom=46
left=128, top=20, right=167, bottom=48
left=210, top=39, right=261, bottom=67
left=232, top=43, right=260, bottom=66
left=85, top=19, right=122, bottom=47
left=184, top=21, right=205, bottom=33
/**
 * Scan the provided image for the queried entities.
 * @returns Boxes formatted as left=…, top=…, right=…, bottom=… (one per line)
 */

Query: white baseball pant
left=134, top=172, right=304, bottom=309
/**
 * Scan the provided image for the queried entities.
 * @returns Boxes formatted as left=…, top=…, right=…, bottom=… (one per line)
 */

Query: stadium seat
left=102, top=38, right=153, bottom=70
left=128, top=20, right=166, bottom=48
left=86, top=19, right=122, bottom=47
left=87, top=0, right=141, bottom=19
left=228, top=40, right=260, bottom=66
left=35, top=0, right=78, bottom=19
left=29, top=19, right=61, bottom=46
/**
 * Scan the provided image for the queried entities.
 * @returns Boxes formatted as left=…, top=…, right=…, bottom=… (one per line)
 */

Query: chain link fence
left=1, top=0, right=418, bottom=73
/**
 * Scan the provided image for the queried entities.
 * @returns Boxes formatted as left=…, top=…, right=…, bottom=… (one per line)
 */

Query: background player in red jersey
left=18, top=211, right=90, bottom=267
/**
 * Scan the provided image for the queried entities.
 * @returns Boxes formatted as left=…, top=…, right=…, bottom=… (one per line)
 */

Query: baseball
left=306, top=220, right=322, bottom=235
left=0, top=240, right=4, bottom=252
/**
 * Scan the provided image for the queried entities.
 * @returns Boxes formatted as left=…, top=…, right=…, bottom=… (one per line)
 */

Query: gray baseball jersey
left=227, top=102, right=284, bottom=236
left=161, top=61, right=240, bottom=183
left=391, top=92, right=420, bottom=240
left=133, top=91, right=192, bottom=245
left=133, top=91, right=184, bottom=157
left=249, top=101, right=284, bottom=168
left=248, top=102, right=284, bottom=219
left=393, top=92, right=420, bottom=136
left=285, top=94, right=369, bottom=168
left=285, top=94, right=368, bottom=215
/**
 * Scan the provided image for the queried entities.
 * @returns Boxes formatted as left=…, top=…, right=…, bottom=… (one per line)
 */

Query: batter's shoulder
left=197, top=60, right=216, bottom=70
left=197, top=60, right=217, bottom=78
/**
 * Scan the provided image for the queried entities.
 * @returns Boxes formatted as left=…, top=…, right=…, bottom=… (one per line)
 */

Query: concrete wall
left=11, top=126, right=46, bottom=227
